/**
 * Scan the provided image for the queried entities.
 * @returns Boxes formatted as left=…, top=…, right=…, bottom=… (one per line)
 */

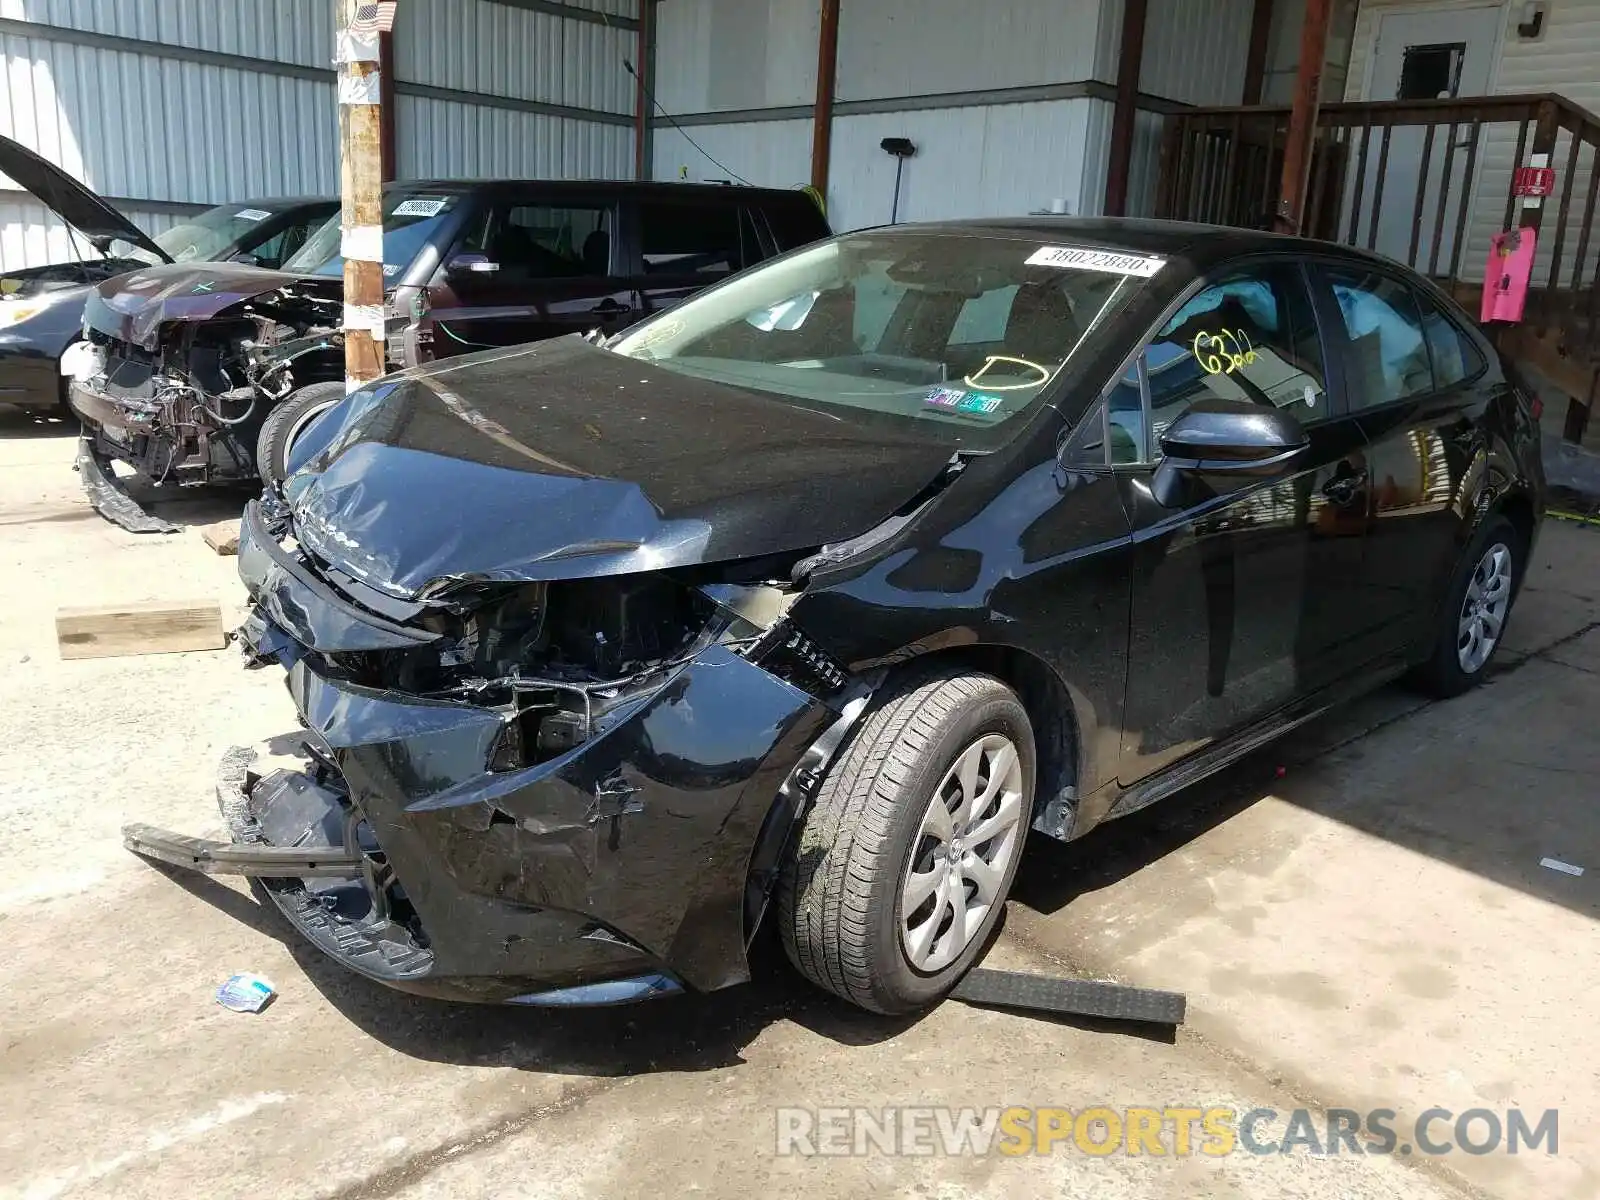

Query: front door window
left=1104, top=263, right=1329, bottom=464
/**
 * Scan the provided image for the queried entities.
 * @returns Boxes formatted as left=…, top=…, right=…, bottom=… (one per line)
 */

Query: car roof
left=870, top=216, right=1408, bottom=275
left=385, top=178, right=817, bottom=203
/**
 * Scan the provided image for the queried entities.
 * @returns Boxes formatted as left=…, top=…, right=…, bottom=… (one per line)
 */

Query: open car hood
left=83, top=263, right=338, bottom=349
left=284, top=337, right=957, bottom=599
left=0, top=133, right=171, bottom=264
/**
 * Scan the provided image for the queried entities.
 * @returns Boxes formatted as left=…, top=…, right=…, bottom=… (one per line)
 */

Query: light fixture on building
left=1517, top=2, right=1547, bottom=39
left=880, top=137, right=917, bottom=224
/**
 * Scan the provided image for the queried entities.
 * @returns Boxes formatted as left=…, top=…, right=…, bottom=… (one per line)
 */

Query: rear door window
left=639, top=202, right=752, bottom=276
left=1417, top=294, right=1486, bottom=389
left=1321, top=267, right=1434, bottom=408
left=459, top=203, right=613, bottom=279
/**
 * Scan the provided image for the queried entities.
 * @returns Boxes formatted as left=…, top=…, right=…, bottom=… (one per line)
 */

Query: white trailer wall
left=0, top=0, right=637, bottom=271
left=1345, top=0, right=1600, bottom=284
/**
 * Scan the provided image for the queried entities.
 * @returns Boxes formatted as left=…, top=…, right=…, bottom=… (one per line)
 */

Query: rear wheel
left=1410, top=514, right=1521, bottom=697
left=256, top=380, right=345, bottom=485
left=779, top=668, right=1034, bottom=1014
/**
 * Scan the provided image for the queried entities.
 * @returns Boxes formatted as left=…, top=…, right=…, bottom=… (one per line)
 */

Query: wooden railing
left=1152, top=94, right=1600, bottom=433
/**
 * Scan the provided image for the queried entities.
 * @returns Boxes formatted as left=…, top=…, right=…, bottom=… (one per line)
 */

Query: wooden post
left=378, top=27, right=396, bottom=181
left=810, top=0, right=840, bottom=197
left=634, top=0, right=655, bottom=180
left=1103, top=0, right=1149, bottom=217
left=1273, top=0, right=1333, bottom=234
left=338, top=0, right=385, bottom=393
left=1240, top=0, right=1275, bottom=106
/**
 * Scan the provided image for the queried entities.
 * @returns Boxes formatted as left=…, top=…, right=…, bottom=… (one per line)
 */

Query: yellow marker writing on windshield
left=964, top=355, right=1053, bottom=392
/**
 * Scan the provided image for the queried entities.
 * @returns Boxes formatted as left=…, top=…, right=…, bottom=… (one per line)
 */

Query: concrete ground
left=1, top=405, right=1594, bottom=1200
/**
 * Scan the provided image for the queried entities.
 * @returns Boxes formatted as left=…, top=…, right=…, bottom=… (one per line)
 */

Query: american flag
left=349, top=2, right=397, bottom=33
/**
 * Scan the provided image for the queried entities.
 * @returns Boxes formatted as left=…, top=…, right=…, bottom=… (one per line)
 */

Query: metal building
left=0, top=0, right=638, bottom=270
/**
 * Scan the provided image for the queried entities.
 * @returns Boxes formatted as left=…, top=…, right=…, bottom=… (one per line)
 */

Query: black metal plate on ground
left=951, top=968, right=1186, bottom=1026
left=76, top=436, right=177, bottom=534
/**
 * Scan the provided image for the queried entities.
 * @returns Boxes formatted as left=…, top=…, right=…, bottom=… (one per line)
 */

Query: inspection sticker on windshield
left=393, top=197, right=448, bottom=218
left=1026, top=246, right=1166, bottom=276
left=925, top=386, right=1004, bottom=416
left=234, top=208, right=272, bottom=222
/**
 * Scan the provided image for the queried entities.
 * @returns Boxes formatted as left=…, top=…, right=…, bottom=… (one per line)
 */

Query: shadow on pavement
left=149, top=860, right=920, bottom=1075
left=1016, top=664, right=1600, bottom=927
left=0, top=404, right=77, bottom=439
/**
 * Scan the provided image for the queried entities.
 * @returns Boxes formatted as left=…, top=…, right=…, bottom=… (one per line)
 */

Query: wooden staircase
left=1152, top=93, right=1600, bottom=446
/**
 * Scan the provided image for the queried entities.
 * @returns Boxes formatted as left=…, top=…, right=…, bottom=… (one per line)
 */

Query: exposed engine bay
left=70, top=271, right=347, bottom=487
left=245, top=501, right=848, bottom=776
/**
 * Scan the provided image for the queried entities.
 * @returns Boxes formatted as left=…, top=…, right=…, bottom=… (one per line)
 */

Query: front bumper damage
left=126, top=502, right=838, bottom=1005
left=74, top=435, right=177, bottom=535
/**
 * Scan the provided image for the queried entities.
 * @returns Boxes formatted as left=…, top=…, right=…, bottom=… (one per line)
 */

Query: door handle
left=1321, top=469, right=1368, bottom=505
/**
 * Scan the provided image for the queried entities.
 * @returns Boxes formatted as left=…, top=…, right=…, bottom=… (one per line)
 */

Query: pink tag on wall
left=1481, top=227, right=1536, bottom=323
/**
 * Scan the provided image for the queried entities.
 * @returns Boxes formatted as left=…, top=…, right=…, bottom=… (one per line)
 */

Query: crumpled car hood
left=284, top=337, right=956, bottom=599
left=83, top=262, right=335, bottom=349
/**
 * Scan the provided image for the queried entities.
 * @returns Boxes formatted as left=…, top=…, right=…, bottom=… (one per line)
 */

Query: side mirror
left=445, top=252, right=500, bottom=277
left=228, top=251, right=261, bottom=267
left=1150, top=401, right=1308, bottom=508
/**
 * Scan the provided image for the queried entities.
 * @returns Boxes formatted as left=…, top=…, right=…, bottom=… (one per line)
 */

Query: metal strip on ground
left=76, top=437, right=177, bottom=534
left=950, top=968, right=1187, bottom=1025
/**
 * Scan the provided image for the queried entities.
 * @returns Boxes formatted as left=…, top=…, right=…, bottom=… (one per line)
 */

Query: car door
left=429, top=193, right=635, bottom=355
left=1113, top=259, right=1375, bottom=784
left=1312, top=263, right=1492, bottom=664
left=632, top=197, right=762, bottom=319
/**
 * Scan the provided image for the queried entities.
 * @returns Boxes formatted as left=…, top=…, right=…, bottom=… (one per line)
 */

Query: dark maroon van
left=68, top=179, right=831, bottom=527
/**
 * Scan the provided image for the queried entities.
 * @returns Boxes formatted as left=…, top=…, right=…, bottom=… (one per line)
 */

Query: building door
left=1360, top=5, right=1501, bottom=270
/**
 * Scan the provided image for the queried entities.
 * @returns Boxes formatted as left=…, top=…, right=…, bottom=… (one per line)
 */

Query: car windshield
left=608, top=231, right=1156, bottom=448
left=284, top=190, right=464, bottom=279
left=117, top=203, right=284, bottom=265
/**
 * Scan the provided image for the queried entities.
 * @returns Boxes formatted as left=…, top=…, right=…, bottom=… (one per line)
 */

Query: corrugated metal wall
left=651, top=120, right=812, bottom=189
left=1138, top=0, right=1253, bottom=107
left=0, top=28, right=338, bottom=202
left=396, top=0, right=634, bottom=118
left=1262, top=0, right=1358, bottom=104
left=650, top=0, right=1268, bottom=229
left=0, top=0, right=638, bottom=271
left=654, top=0, right=818, bottom=113
left=399, top=93, right=631, bottom=180
left=0, top=196, right=178, bottom=268
left=828, top=100, right=1101, bottom=232
left=652, top=0, right=1129, bottom=228
left=0, top=0, right=332, bottom=67
left=834, top=0, right=1106, bottom=101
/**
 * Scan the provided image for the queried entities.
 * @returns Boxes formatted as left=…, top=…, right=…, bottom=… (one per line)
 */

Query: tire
left=1409, top=514, right=1522, bottom=698
left=779, top=668, right=1035, bottom=1014
left=256, top=380, right=346, bottom=485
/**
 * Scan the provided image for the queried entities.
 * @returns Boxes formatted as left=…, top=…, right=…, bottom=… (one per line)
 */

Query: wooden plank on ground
left=200, top=519, right=241, bottom=556
left=56, top=599, right=226, bottom=661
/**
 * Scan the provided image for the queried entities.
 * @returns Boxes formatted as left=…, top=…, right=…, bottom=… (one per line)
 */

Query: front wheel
left=255, top=381, right=346, bottom=485
left=779, top=668, right=1034, bottom=1014
left=1410, top=515, right=1522, bottom=698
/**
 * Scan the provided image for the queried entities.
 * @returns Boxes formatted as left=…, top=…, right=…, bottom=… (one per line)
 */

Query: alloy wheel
left=1457, top=541, right=1513, bottom=673
left=900, top=734, right=1025, bottom=973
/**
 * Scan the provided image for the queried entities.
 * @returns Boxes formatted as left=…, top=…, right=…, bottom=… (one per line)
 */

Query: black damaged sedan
left=127, top=219, right=1544, bottom=1013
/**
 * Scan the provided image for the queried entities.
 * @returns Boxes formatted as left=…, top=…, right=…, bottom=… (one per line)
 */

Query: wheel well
left=904, top=644, right=1081, bottom=841
left=1497, top=491, right=1536, bottom=558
